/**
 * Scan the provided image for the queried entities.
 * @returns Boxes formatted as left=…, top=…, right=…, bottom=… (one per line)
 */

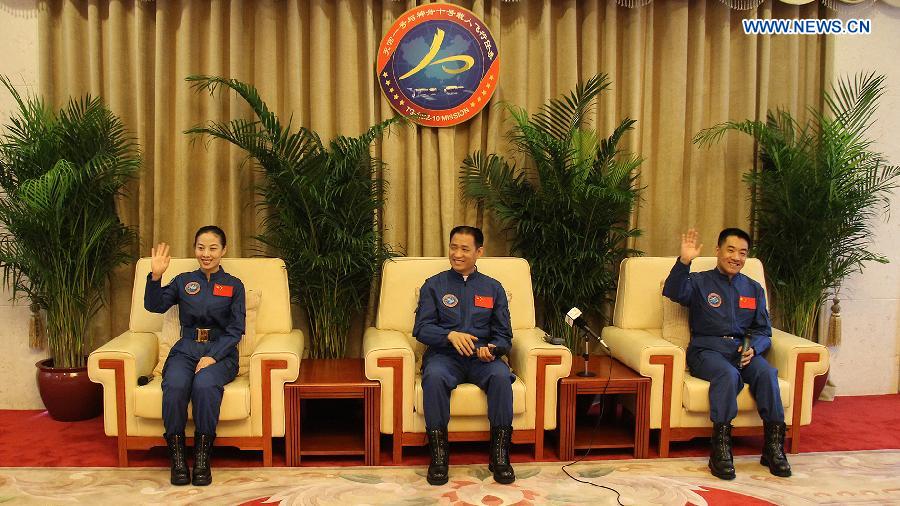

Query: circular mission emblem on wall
left=377, top=4, right=499, bottom=127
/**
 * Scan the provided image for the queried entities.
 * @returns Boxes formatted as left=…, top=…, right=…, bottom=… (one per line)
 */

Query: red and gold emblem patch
left=377, top=4, right=499, bottom=127
left=184, top=281, right=201, bottom=295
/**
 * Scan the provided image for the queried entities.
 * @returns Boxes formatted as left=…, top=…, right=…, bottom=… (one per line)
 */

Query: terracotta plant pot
left=35, top=358, right=102, bottom=421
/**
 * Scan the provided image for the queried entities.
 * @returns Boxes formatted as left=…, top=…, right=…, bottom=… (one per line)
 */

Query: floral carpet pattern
left=1, top=450, right=898, bottom=505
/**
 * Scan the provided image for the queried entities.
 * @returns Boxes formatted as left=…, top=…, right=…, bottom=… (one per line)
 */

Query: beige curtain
left=38, top=0, right=829, bottom=353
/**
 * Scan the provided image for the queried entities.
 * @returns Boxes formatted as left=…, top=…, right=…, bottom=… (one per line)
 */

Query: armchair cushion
left=133, top=376, right=251, bottom=420
left=152, top=305, right=181, bottom=376
left=682, top=374, right=790, bottom=412
left=660, top=282, right=691, bottom=351
left=414, top=378, right=527, bottom=416
left=236, top=290, right=262, bottom=376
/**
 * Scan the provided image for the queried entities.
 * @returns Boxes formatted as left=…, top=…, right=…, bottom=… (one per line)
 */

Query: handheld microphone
left=565, top=307, right=611, bottom=352
left=137, top=375, right=153, bottom=386
left=740, top=334, right=751, bottom=369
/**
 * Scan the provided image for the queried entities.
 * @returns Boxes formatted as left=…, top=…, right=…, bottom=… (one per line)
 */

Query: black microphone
left=565, top=307, right=611, bottom=352
left=488, top=345, right=509, bottom=358
left=740, top=334, right=751, bottom=370
left=137, top=375, right=153, bottom=386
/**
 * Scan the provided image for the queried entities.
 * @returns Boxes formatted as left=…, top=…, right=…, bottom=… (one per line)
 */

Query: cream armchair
left=602, top=257, right=829, bottom=457
left=88, top=258, right=303, bottom=466
left=364, top=257, right=572, bottom=462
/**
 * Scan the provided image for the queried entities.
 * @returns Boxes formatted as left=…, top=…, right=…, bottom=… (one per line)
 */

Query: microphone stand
left=576, top=328, right=596, bottom=377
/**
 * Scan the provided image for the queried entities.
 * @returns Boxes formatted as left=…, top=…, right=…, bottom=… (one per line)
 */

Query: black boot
left=165, top=434, right=190, bottom=486
left=761, top=421, right=792, bottom=477
left=426, top=427, right=449, bottom=485
left=489, top=425, right=515, bottom=484
left=709, top=422, right=736, bottom=480
left=191, top=433, right=214, bottom=486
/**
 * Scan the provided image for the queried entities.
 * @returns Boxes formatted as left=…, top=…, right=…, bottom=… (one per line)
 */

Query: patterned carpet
left=1, top=450, right=898, bottom=505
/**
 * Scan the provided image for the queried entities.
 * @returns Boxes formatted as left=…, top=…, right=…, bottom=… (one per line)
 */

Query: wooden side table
left=558, top=355, right=650, bottom=460
left=284, top=358, right=380, bottom=466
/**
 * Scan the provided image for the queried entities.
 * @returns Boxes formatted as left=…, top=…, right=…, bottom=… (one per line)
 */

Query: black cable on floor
left=560, top=351, right=626, bottom=506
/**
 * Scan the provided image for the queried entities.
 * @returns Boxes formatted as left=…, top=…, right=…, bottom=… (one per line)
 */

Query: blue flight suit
left=145, top=268, right=246, bottom=437
left=662, top=259, right=784, bottom=424
left=413, top=268, right=515, bottom=430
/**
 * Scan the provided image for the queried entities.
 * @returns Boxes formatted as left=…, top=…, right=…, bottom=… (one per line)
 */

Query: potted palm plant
left=460, top=74, right=643, bottom=349
left=0, top=76, right=140, bottom=420
left=185, top=75, right=399, bottom=358
left=694, top=72, right=899, bottom=344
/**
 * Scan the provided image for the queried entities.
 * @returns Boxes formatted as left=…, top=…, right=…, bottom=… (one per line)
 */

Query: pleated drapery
left=37, top=0, right=829, bottom=354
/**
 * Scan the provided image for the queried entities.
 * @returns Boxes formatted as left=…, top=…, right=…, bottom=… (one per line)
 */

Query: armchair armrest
left=87, top=330, right=158, bottom=436
left=767, top=328, right=829, bottom=425
left=509, top=327, right=572, bottom=430
left=249, top=330, right=304, bottom=437
left=601, top=326, right=686, bottom=429
left=363, top=328, right=416, bottom=434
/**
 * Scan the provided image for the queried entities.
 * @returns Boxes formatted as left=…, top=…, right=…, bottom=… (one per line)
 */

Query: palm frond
left=701, top=72, right=899, bottom=338
left=188, top=75, right=403, bottom=358
left=461, top=74, right=642, bottom=350
left=0, top=77, right=139, bottom=367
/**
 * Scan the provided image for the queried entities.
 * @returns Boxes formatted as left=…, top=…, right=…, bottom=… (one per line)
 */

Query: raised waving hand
left=150, top=243, right=171, bottom=281
left=679, top=228, right=703, bottom=265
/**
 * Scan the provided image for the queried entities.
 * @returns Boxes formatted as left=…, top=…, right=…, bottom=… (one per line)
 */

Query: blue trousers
left=687, top=339, right=785, bottom=424
left=161, top=339, right=238, bottom=437
left=421, top=351, right=515, bottom=430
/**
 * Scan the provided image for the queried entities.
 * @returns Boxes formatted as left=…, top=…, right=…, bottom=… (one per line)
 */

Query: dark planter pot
left=35, top=358, right=102, bottom=421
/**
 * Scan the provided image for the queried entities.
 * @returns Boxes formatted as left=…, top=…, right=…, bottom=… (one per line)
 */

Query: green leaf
left=460, top=74, right=643, bottom=351
left=695, top=72, right=900, bottom=338
left=186, top=75, right=405, bottom=358
left=0, top=75, right=139, bottom=368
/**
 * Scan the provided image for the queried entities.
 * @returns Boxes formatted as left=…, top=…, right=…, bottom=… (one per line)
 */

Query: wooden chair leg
left=377, top=357, right=405, bottom=464
left=649, top=355, right=674, bottom=458
left=117, top=435, right=129, bottom=467
left=99, top=359, right=130, bottom=467
left=534, top=355, right=561, bottom=461
left=261, top=359, right=288, bottom=467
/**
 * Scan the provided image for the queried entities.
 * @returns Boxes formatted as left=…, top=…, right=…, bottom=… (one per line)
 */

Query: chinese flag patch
left=213, top=284, right=234, bottom=297
left=739, top=296, right=757, bottom=310
left=474, top=295, right=494, bottom=308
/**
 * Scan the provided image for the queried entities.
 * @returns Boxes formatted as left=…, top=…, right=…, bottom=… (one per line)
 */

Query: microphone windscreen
left=565, top=307, right=582, bottom=327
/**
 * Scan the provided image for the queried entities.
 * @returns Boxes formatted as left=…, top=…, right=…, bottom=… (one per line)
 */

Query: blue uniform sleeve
left=144, top=272, right=179, bottom=314
left=662, top=259, right=695, bottom=306
left=207, top=280, right=246, bottom=362
left=747, top=284, right=772, bottom=356
left=413, top=280, right=451, bottom=348
left=488, top=286, right=512, bottom=357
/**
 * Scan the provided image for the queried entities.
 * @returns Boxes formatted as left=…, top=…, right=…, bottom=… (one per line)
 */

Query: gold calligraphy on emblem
left=399, top=28, right=474, bottom=80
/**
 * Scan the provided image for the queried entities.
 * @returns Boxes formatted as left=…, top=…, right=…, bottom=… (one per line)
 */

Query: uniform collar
left=447, top=265, right=479, bottom=282
left=712, top=266, right=743, bottom=284
left=195, top=266, right=228, bottom=281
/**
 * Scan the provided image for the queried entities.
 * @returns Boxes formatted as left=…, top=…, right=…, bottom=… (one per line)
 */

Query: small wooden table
left=284, top=358, right=380, bottom=466
left=558, top=355, right=650, bottom=459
